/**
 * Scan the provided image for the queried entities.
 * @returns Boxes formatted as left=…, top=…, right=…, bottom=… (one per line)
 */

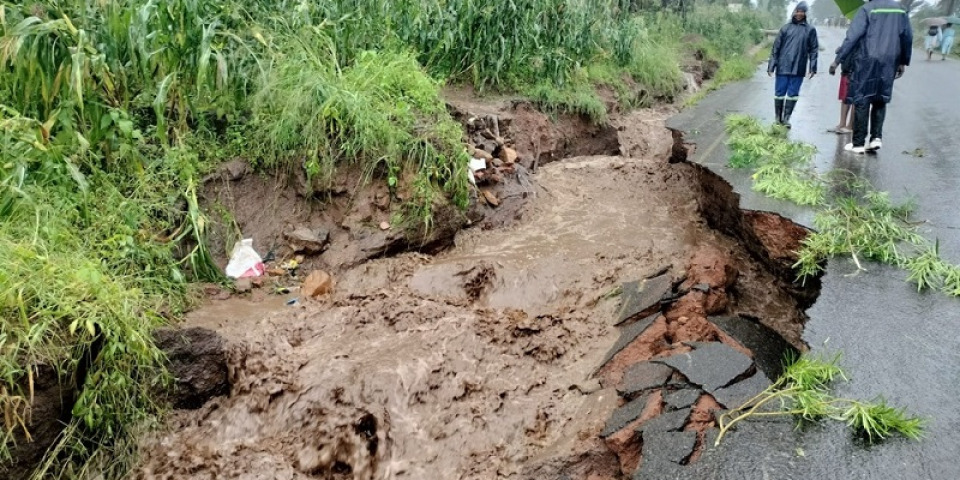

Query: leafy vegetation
left=716, top=353, right=925, bottom=445
left=0, top=0, right=775, bottom=477
left=724, top=114, right=960, bottom=296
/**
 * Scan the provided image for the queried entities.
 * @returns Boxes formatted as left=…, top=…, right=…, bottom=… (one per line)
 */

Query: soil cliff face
left=131, top=101, right=820, bottom=480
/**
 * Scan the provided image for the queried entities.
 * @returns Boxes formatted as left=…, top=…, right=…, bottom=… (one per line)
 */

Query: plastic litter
left=469, top=158, right=487, bottom=172
left=225, top=239, right=265, bottom=278
left=467, top=157, right=487, bottom=186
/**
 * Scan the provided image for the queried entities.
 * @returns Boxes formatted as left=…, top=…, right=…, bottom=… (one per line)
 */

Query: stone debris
left=637, top=407, right=690, bottom=434
left=641, top=430, right=698, bottom=465
left=601, top=393, right=652, bottom=438
left=663, top=388, right=702, bottom=411
left=598, top=313, right=659, bottom=369
left=710, top=315, right=799, bottom=380
left=302, top=270, right=334, bottom=298
left=711, top=371, right=772, bottom=410
left=618, top=361, right=674, bottom=398
left=654, top=342, right=753, bottom=393
left=284, top=226, right=330, bottom=254
left=616, top=274, right=673, bottom=325
left=481, top=189, right=500, bottom=207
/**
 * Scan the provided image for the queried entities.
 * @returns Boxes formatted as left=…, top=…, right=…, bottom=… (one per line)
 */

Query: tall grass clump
left=249, top=29, right=469, bottom=226
left=0, top=0, right=776, bottom=476
left=0, top=105, right=208, bottom=477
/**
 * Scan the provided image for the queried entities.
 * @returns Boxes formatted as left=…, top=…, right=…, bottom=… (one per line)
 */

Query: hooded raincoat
left=768, top=3, right=819, bottom=76
left=834, top=0, right=912, bottom=104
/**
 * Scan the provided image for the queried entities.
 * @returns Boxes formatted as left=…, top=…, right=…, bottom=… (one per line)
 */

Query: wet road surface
left=670, top=27, right=960, bottom=479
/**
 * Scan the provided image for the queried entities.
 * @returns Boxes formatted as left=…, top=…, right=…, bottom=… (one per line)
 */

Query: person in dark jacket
left=830, top=0, right=911, bottom=154
left=768, top=2, right=819, bottom=128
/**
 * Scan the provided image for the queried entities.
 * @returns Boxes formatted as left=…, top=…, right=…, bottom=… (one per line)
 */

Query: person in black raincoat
left=767, top=2, right=818, bottom=128
left=830, top=0, right=911, bottom=154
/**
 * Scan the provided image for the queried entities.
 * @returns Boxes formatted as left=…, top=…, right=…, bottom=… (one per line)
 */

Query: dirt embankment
left=127, top=84, right=823, bottom=480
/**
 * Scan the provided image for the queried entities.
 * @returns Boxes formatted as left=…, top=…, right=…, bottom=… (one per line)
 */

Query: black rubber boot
left=783, top=99, right=797, bottom=129
left=774, top=99, right=785, bottom=125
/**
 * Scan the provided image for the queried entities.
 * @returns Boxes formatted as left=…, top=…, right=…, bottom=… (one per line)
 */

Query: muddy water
left=133, top=117, right=805, bottom=479
left=411, top=156, right=699, bottom=315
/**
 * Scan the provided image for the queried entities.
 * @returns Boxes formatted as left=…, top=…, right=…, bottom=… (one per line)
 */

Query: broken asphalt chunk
left=601, top=393, right=651, bottom=438
left=598, top=314, right=658, bottom=370
left=642, top=430, right=698, bottom=465
left=617, top=361, right=674, bottom=398
left=615, top=274, right=673, bottom=325
left=654, top=343, right=753, bottom=393
left=709, top=315, right=799, bottom=379
left=663, top=388, right=702, bottom=411
left=711, top=371, right=772, bottom=410
left=632, top=459, right=686, bottom=480
left=637, top=407, right=690, bottom=434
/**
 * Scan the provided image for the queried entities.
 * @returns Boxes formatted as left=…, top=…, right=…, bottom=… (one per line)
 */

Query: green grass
left=716, top=353, right=925, bottom=446
left=0, top=1, right=777, bottom=477
left=724, top=114, right=960, bottom=296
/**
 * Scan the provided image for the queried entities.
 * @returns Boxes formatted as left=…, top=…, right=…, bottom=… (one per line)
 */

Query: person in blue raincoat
left=941, top=23, right=955, bottom=60
left=830, top=0, right=911, bottom=154
left=767, top=2, right=819, bottom=128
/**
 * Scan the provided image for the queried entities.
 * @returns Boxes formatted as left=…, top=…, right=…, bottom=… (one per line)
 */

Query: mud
left=154, top=327, right=230, bottom=409
left=1, top=366, right=71, bottom=480
left=132, top=102, right=821, bottom=479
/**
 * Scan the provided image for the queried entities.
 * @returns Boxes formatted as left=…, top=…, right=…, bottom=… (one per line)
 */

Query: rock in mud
left=474, top=149, right=494, bottom=162
left=481, top=189, right=500, bottom=207
left=499, top=146, right=519, bottom=164
left=616, top=274, right=673, bottom=325
left=302, top=270, right=334, bottom=298
left=202, top=159, right=248, bottom=182
left=284, top=226, right=330, bottom=253
left=234, top=277, right=253, bottom=293
left=654, top=342, right=753, bottom=393
left=154, top=327, right=229, bottom=409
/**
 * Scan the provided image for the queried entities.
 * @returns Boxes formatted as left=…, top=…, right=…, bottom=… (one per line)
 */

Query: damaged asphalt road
left=670, top=27, right=960, bottom=480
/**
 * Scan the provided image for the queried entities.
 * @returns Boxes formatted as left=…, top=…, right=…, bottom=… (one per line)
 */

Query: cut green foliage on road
left=725, top=114, right=960, bottom=297
left=716, top=353, right=925, bottom=446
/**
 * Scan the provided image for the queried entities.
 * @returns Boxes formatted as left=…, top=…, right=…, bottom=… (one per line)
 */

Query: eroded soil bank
left=129, top=97, right=821, bottom=480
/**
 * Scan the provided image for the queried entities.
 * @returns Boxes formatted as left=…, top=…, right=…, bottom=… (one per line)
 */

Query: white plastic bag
left=225, top=238, right=265, bottom=278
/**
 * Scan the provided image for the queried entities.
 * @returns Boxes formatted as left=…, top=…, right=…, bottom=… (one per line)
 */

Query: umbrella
left=945, top=16, right=960, bottom=24
left=834, top=0, right=865, bottom=20
left=922, top=17, right=948, bottom=26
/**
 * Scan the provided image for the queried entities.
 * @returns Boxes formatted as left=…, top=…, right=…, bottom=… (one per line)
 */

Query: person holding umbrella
left=925, top=22, right=943, bottom=61
left=830, top=0, right=912, bottom=154
left=767, top=1, right=819, bottom=128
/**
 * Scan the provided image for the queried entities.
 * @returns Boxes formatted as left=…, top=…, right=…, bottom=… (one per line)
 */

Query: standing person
left=829, top=44, right=857, bottom=134
left=768, top=2, right=819, bottom=128
left=925, top=24, right=942, bottom=61
left=831, top=0, right=912, bottom=154
left=942, top=23, right=955, bottom=60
